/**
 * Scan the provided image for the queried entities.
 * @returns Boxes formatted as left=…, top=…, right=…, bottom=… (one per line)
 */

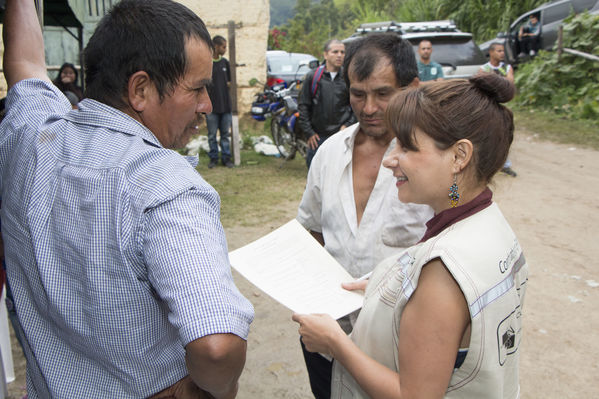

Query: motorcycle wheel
left=271, top=118, right=297, bottom=160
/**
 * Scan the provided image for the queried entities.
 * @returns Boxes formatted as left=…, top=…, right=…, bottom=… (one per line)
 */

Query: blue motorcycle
left=251, top=84, right=308, bottom=160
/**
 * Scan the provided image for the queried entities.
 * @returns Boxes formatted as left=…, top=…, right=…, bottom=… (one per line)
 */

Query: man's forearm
left=3, top=0, right=49, bottom=88
left=185, top=333, right=247, bottom=399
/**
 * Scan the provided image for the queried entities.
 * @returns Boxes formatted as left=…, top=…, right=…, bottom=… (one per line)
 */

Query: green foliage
left=515, top=11, right=599, bottom=121
left=271, top=0, right=551, bottom=56
left=440, top=0, right=546, bottom=43
left=270, top=0, right=355, bottom=56
left=349, top=0, right=397, bottom=22
left=513, top=108, right=599, bottom=150
left=391, top=0, right=546, bottom=42
left=270, top=0, right=297, bottom=28
left=394, top=0, right=447, bottom=23
left=271, top=0, right=385, bottom=56
left=268, top=28, right=287, bottom=50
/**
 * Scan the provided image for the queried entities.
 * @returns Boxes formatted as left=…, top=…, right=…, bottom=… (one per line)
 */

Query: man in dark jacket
left=298, top=39, right=355, bottom=168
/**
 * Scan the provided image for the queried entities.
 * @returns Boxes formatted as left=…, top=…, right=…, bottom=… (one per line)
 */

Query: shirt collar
left=419, top=187, right=493, bottom=242
left=67, top=99, right=200, bottom=168
left=64, top=98, right=163, bottom=149
left=343, top=123, right=361, bottom=154
left=343, top=124, right=396, bottom=156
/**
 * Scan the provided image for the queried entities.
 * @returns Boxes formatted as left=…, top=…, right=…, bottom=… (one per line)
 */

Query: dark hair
left=386, top=73, right=515, bottom=183
left=343, top=33, right=417, bottom=88
left=55, top=63, right=78, bottom=83
left=53, top=63, right=83, bottom=100
left=83, top=0, right=213, bottom=109
left=212, top=35, right=226, bottom=46
left=323, top=39, right=343, bottom=52
left=489, top=42, right=505, bottom=52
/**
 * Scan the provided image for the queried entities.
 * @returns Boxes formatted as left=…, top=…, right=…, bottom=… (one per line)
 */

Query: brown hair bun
left=469, top=72, right=515, bottom=104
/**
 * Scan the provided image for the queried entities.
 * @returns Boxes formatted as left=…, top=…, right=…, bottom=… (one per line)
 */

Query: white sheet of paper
left=229, top=219, right=364, bottom=319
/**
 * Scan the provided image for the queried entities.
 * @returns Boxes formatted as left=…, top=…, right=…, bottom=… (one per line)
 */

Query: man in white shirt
left=480, top=43, right=514, bottom=83
left=296, top=33, right=433, bottom=399
left=479, top=43, right=517, bottom=177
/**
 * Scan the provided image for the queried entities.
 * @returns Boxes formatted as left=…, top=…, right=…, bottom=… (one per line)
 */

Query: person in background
left=481, top=43, right=514, bottom=83
left=417, top=39, right=444, bottom=82
left=294, top=73, right=528, bottom=399
left=518, top=14, right=541, bottom=57
left=52, top=62, right=84, bottom=100
left=1, top=0, right=253, bottom=397
left=298, top=39, right=355, bottom=168
left=206, top=35, right=234, bottom=168
left=296, top=33, right=433, bottom=399
left=480, top=43, right=517, bottom=177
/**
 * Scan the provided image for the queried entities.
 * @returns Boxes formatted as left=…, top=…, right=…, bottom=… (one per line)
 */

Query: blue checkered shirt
left=0, top=80, right=254, bottom=398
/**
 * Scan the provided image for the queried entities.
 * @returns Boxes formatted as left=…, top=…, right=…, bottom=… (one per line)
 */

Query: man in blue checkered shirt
left=0, top=0, right=254, bottom=397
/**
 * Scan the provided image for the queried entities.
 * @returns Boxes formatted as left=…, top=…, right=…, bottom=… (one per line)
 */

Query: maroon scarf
left=419, top=187, right=493, bottom=242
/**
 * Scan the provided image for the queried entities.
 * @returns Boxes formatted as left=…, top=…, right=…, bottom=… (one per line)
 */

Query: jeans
left=305, top=134, right=331, bottom=169
left=521, top=35, right=540, bottom=54
left=206, top=112, right=232, bottom=163
left=300, top=338, right=332, bottom=399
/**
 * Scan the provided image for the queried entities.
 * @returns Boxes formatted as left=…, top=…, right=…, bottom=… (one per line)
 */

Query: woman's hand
left=342, top=279, right=368, bottom=292
left=291, top=313, right=346, bottom=357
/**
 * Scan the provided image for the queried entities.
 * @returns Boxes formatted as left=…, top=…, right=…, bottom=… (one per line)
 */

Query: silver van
left=480, top=0, right=599, bottom=65
left=344, top=20, right=487, bottom=79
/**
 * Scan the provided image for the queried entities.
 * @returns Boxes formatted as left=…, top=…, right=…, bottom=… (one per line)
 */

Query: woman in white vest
left=293, top=72, right=528, bottom=399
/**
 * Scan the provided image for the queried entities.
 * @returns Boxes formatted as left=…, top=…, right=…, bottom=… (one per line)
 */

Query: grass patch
left=195, top=121, right=308, bottom=228
left=513, top=107, right=599, bottom=150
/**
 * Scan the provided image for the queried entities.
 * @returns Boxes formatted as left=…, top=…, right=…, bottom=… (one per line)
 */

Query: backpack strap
left=311, top=65, right=326, bottom=97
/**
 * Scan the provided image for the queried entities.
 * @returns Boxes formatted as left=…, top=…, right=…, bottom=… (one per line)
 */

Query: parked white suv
left=266, top=50, right=318, bottom=88
left=344, top=20, right=487, bottom=79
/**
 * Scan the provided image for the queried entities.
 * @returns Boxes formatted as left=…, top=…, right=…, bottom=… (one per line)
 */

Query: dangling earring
left=449, top=174, right=460, bottom=208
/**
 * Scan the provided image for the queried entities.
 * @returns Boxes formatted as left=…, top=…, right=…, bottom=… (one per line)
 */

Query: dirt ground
left=6, top=127, right=599, bottom=398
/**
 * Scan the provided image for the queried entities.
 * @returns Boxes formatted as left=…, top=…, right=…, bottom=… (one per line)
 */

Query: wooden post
left=557, top=25, right=563, bottom=60
left=228, top=20, right=241, bottom=166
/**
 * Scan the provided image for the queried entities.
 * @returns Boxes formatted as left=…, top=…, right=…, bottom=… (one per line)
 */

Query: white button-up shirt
left=297, top=124, right=433, bottom=278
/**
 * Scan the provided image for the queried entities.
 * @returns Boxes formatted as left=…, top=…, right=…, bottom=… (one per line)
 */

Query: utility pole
left=228, top=20, right=241, bottom=166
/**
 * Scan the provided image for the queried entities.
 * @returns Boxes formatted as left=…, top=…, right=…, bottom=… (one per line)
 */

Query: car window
left=572, top=0, right=596, bottom=12
left=268, top=55, right=313, bottom=75
left=407, top=36, right=486, bottom=66
left=510, top=14, right=529, bottom=36
left=544, top=2, right=573, bottom=24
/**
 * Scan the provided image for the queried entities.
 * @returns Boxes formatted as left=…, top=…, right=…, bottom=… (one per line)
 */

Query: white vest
left=331, top=203, right=528, bottom=398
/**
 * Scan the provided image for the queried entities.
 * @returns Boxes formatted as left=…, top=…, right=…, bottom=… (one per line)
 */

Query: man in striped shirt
left=0, top=0, right=253, bottom=397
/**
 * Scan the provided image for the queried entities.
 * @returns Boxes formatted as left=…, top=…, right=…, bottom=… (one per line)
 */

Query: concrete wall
left=0, top=0, right=270, bottom=114
left=181, top=0, right=270, bottom=115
